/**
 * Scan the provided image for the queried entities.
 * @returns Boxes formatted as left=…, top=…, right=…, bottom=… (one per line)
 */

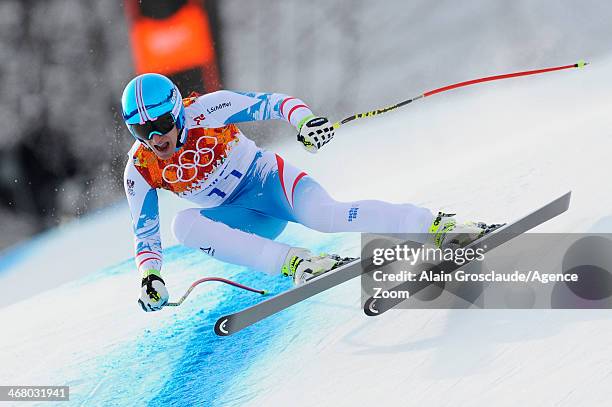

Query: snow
left=1, top=55, right=611, bottom=406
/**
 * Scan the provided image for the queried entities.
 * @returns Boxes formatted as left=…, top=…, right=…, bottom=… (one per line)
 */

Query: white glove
left=297, top=116, right=335, bottom=153
left=138, top=271, right=169, bottom=312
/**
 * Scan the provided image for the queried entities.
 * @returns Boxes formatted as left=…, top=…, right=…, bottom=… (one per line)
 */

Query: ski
left=214, top=257, right=365, bottom=336
left=214, top=191, right=571, bottom=336
left=363, top=191, right=572, bottom=316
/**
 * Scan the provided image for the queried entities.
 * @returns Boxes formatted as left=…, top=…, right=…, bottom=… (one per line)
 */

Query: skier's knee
left=300, top=217, right=332, bottom=233
left=171, top=208, right=201, bottom=244
left=296, top=206, right=334, bottom=233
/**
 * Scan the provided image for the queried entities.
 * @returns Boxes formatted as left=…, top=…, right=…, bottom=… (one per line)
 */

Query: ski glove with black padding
left=297, top=116, right=335, bottom=153
left=138, top=270, right=169, bottom=312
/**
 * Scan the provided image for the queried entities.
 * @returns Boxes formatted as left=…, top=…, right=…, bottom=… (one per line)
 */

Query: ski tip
left=576, top=60, right=588, bottom=68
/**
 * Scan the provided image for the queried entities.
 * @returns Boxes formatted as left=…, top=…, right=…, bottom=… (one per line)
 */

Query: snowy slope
left=0, top=192, right=195, bottom=308
left=0, top=56, right=611, bottom=406
left=240, top=57, right=612, bottom=406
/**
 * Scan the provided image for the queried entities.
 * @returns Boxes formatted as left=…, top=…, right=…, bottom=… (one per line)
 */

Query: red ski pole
left=165, top=277, right=268, bottom=307
left=332, top=60, right=588, bottom=129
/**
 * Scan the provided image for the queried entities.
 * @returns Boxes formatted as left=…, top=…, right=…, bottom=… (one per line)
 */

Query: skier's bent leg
left=171, top=208, right=290, bottom=275
left=292, top=177, right=434, bottom=234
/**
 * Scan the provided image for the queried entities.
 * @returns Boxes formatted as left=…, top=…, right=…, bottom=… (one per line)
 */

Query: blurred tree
left=0, top=0, right=132, bottom=249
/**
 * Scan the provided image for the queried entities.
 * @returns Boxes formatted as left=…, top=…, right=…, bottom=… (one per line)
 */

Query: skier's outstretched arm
left=195, top=90, right=336, bottom=153
left=124, top=160, right=169, bottom=312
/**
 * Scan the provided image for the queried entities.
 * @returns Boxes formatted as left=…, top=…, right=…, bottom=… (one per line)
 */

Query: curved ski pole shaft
left=165, top=277, right=268, bottom=307
left=332, top=60, right=588, bottom=129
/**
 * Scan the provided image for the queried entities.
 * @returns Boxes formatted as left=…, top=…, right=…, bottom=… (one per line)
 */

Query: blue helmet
left=121, top=73, right=186, bottom=144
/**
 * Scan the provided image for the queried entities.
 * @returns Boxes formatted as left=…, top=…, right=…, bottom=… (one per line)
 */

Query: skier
left=121, top=73, right=492, bottom=312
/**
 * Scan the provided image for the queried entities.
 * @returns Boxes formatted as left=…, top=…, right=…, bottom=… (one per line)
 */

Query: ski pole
left=165, top=277, right=268, bottom=307
left=332, top=60, right=588, bottom=129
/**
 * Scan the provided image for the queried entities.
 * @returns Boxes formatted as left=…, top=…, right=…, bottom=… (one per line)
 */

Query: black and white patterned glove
left=138, top=271, right=169, bottom=312
left=297, top=116, right=335, bottom=153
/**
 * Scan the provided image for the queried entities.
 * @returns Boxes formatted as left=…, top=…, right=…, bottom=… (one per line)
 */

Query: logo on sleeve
left=206, top=101, right=231, bottom=114
left=126, top=179, right=135, bottom=196
left=193, top=114, right=206, bottom=125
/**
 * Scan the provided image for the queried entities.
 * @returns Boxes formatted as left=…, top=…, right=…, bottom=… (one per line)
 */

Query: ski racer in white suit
left=121, top=73, right=489, bottom=312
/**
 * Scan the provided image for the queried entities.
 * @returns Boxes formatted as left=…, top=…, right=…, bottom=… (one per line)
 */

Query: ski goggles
left=129, top=112, right=176, bottom=141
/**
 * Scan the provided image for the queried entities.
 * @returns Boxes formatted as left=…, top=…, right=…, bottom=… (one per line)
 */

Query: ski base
left=363, top=191, right=571, bottom=316
left=214, top=191, right=571, bottom=335
left=214, top=257, right=363, bottom=336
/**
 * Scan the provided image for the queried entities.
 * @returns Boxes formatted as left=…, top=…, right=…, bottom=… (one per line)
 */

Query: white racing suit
left=123, top=90, right=434, bottom=275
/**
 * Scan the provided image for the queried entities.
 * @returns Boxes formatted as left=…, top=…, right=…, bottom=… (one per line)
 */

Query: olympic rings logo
left=162, top=136, right=218, bottom=184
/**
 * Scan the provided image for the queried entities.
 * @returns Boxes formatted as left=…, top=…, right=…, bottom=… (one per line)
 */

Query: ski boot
left=281, top=248, right=353, bottom=285
left=428, top=212, right=503, bottom=248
